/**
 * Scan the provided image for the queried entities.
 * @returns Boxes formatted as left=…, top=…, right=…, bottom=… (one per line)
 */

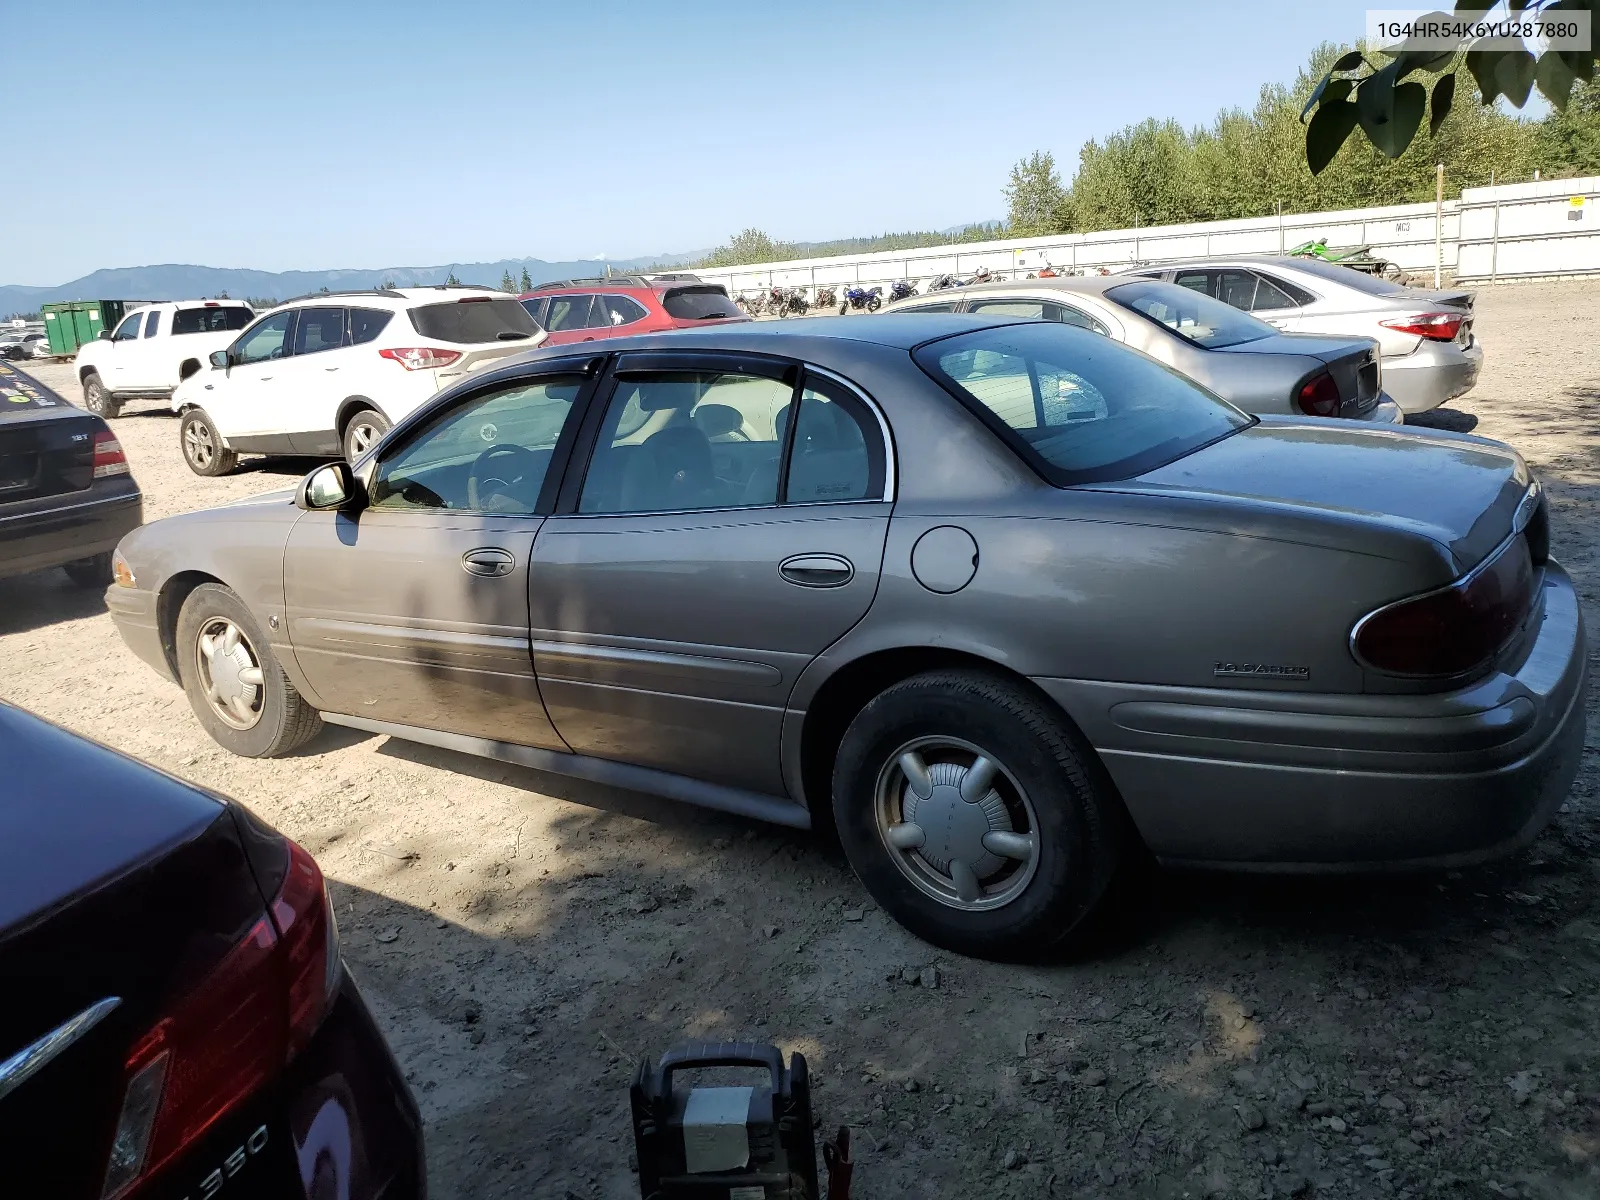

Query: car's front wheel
left=342, top=408, right=389, bottom=462
left=175, top=583, right=322, bottom=757
left=82, top=372, right=121, bottom=419
left=179, top=409, right=237, bottom=476
left=832, top=669, right=1123, bottom=960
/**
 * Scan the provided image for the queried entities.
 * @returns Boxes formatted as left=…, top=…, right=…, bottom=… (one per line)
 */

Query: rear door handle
left=462, top=547, right=516, bottom=577
left=779, top=553, right=854, bottom=588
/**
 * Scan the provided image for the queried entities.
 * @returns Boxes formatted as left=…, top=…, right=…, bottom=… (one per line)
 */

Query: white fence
left=1456, top=177, right=1600, bottom=282
left=683, top=176, right=1600, bottom=297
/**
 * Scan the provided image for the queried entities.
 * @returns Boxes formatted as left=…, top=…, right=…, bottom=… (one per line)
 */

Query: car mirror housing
left=209, top=350, right=229, bottom=370
left=97, top=330, right=113, bottom=341
left=297, top=462, right=364, bottom=512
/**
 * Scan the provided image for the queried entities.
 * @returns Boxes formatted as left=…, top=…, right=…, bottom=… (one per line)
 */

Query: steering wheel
left=467, top=443, right=541, bottom=511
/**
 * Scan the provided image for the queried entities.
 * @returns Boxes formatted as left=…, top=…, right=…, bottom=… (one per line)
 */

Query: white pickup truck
left=74, top=300, right=254, bottom=417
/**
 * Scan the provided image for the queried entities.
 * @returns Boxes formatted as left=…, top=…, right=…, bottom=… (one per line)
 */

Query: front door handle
left=779, top=553, right=854, bottom=588
left=462, top=547, right=515, bottom=578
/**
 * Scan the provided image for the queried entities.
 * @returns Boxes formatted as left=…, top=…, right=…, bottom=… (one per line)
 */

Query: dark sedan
left=0, top=360, right=142, bottom=587
left=0, top=702, right=424, bottom=1199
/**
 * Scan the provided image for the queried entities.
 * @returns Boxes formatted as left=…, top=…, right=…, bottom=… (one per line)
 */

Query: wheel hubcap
left=195, top=618, right=265, bottom=729
left=874, top=736, right=1040, bottom=911
left=350, top=423, right=377, bottom=455
left=184, top=421, right=214, bottom=467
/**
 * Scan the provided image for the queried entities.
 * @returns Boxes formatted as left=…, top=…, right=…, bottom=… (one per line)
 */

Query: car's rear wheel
left=180, top=409, right=236, bottom=476
left=62, top=552, right=113, bottom=588
left=832, top=669, right=1123, bottom=960
left=175, top=583, right=321, bottom=757
left=343, top=408, right=389, bottom=462
left=82, top=372, right=120, bottom=419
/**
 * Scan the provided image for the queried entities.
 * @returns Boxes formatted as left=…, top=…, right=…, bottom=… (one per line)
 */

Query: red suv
left=520, top=274, right=748, bottom=346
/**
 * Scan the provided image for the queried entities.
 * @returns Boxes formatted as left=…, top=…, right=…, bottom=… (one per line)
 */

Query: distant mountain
left=0, top=253, right=708, bottom=318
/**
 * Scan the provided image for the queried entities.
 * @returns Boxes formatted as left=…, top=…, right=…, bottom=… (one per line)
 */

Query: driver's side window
left=112, top=312, right=145, bottom=341
left=232, top=311, right=294, bottom=365
left=368, top=377, right=581, bottom=515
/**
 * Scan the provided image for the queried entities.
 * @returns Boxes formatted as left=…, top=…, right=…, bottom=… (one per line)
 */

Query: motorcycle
left=965, top=267, right=996, bottom=286
left=925, top=273, right=961, bottom=291
left=889, top=280, right=917, bottom=303
left=814, top=286, right=837, bottom=309
left=841, top=285, right=882, bottom=313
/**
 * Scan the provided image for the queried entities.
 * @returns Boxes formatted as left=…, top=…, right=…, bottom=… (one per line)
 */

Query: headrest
left=692, top=403, right=743, bottom=438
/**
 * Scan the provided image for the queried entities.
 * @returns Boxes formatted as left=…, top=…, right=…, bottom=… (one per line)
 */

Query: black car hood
left=1128, top=418, right=1529, bottom=571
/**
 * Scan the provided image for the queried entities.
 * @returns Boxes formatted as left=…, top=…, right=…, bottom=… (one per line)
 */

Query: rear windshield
left=662, top=286, right=742, bottom=321
left=914, top=322, right=1251, bottom=485
left=0, top=361, right=66, bottom=412
left=1277, top=257, right=1409, bottom=295
left=172, top=306, right=253, bottom=335
left=1106, top=280, right=1273, bottom=349
left=408, top=298, right=540, bottom=344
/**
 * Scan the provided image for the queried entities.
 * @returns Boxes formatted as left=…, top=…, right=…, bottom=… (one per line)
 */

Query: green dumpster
left=41, top=300, right=132, bottom=357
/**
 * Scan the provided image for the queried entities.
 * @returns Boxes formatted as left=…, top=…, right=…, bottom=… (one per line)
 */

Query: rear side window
left=349, top=308, right=392, bottom=344
left=1261, top=273, right=1317, bottom=306
left=901, top=301, right=958, bottom=314
left=143, top=311, right=161, bottom=337
left=521, top=297, right=549, bottom=329
left=408, top=298, right=540, bottom=344
left=914, top=321, right=1250, bottom=485
left=598, top=294, right=649, bottom=327
left=662, top=287, right=742, bottom=320
left=293, top=307, right=347, bottom=355
left=172, top=307, right=254, bottom=334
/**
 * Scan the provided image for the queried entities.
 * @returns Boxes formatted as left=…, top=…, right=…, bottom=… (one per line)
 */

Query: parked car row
left=97, top=314, right=1584, bottom=964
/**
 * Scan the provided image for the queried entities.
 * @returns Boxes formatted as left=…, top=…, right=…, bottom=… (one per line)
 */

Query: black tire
left=175, top=583, right=322, bottom=757
left=82, top=372, right=121, bottom=419
left=179, top=409, right=237, bottom=476
left=831, top=669, right=1124, bottom=961
left=342, top=407, right=390, bottom=462
left=866, top=296, right=881, bottom=312
left=62, top=551, right=113, bottom=588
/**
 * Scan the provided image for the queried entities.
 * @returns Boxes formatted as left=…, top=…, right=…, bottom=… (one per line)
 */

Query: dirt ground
left=5, top=282, right=1600, bottom=1200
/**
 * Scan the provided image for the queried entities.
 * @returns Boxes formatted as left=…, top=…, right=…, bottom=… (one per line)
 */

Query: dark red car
left=520, top=274, right=747, bottom=346
left=0, top=702, right=424, bottom=1200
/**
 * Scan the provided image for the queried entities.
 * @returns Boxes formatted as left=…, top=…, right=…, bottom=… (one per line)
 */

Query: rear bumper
left=0, top=486, right=142, bottom=580
left=1036, top=562, right=1589, bottom=871
left=141, top=969, right=425, bottom=1200
left=1384, top=337, right=1483, bottom=414
left=1354, top=394, right=1404, bottom=424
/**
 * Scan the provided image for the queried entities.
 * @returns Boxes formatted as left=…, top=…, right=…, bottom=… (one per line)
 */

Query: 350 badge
left=179, top=1125, right=269, bottom=1200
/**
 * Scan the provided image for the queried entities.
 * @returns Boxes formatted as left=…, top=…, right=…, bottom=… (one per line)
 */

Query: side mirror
left=97, top=330, right=112, bottom=341
left=209, top=349, right=229, bottom=370
left=296, top=461, right=364, bottom=512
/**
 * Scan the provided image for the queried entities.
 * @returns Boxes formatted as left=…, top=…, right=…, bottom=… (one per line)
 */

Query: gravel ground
left=5, top=281, right=1600, bottom=1200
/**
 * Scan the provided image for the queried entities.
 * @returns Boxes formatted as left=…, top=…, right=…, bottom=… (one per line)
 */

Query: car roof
left=1112, top=254, right=1314, bottom=272
left=885, top=276, right=1134, bottom=306
left=505, top=312, right=1017, bottom=361
left=260, top=285, right=510, bottom=314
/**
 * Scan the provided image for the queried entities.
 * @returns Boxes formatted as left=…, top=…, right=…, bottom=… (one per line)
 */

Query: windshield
left=408, top=297, right=540, bottom=344
left=914, top=321, right=1251, bottom=484
left=1107, top=279, right=1274, bottom=348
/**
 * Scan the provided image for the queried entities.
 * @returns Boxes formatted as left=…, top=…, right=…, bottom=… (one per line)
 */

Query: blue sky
left=8, top=0, right=1381, bottom=285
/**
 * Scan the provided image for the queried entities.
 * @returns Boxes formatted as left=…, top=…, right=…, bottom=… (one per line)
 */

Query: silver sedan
left=104, top=315, right=1586, bottom=960
left=884, top=276, right=1403, bottom=424
left=1122, top=255, right=1483, bottom=415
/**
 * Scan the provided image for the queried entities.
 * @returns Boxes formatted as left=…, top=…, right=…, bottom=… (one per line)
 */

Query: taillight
left=1295, top=370, right=1341, bottom=417
left=1379, top=312, right=1464, bottom=341
left=378, top=346, right=462, bottom=370
left=1351, top=539, right=1536, bottom=678
left=93, top=430, right=129, bottom=478
left=101, top=839, right=339, bottom=1199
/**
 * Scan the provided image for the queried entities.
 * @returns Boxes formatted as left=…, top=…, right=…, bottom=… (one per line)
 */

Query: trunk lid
left=0, top=705, right=272, bottom=1198
left=1215, top=332, right=1382, bottom=418
left=0, top=363, right=104, bottom=504
left=1127, top=420, right=1529, bottom=571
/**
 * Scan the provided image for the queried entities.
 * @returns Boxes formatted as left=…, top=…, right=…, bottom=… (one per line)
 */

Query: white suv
left=74, top=300, right=255, bottom=417
left=171, top=287, right=545, bottom=475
